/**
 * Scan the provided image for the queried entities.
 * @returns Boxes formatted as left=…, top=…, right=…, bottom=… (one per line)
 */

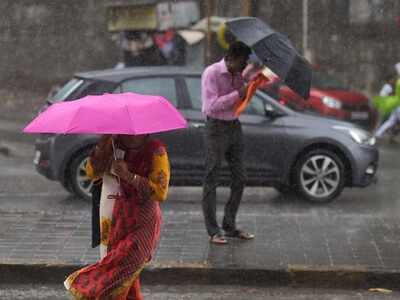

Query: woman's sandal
left=225, top=229, right=255, bottom=240
left=209, top=233, right=228, bottom=245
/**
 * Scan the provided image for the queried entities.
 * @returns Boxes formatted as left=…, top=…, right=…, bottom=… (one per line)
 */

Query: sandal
left=209, top=233, right=228, bottom=245
left=225, top=229, right=255, bottom=240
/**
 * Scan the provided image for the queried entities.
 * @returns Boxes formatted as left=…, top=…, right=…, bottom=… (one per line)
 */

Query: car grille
left=352, top=119, right=370, bottom=129
left=341, top=102, right=372, bottom=130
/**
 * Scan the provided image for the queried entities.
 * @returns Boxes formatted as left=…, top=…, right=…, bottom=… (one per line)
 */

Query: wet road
left=0, top=284, right=398, bottom=300
left=0, top=140, right=399, bottom=216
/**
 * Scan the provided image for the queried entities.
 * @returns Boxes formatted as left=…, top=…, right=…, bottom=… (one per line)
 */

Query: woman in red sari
left=64, top=134, right=170, bottom=300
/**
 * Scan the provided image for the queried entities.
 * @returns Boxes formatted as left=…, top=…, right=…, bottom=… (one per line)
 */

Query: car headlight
left=322, top=96, right=342, bottom=109
left=333, top=125, right=376, bottom=146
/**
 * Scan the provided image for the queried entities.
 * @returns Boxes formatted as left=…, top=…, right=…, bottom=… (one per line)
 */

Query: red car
left=275, top=70, right=378, bottom=131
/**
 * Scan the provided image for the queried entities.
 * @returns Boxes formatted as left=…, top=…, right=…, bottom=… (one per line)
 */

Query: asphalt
left=1, top=116, right=400, bottom=290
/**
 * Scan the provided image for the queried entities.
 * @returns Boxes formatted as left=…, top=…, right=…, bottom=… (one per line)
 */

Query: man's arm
left=202, top=69, right=242, bottom=114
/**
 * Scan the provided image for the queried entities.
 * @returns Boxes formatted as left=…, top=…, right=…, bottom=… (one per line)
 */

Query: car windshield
left=280, top=97, right=306, bottom=112
left=47, top=78, right=84, bottom=103
left=257, top=89, right=306, bottom=113
left=255, top=91, right=292, bottom=114
left=312, top=71, right=347, bottom=90
left=257, top=89, right=324, bottom=118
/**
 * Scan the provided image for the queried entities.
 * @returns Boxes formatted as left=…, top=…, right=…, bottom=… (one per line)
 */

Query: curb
left=1, top=263, right=399, bottom=290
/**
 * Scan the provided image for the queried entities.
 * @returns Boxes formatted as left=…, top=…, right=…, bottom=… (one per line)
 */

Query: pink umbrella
left=23, top=92, right=187, bottom=135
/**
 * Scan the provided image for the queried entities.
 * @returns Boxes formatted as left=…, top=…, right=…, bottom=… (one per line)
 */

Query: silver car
left=33, top=67, right=379, bottom=203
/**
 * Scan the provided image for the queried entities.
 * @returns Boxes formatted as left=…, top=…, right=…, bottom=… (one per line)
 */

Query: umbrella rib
left=65, top=105, right=83, bottom=134
left=124, top=103, right=136, bottom=135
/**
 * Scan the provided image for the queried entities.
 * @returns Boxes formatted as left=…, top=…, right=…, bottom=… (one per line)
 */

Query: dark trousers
left=202, top=117, right=246, bottom=237
left=91, top=182, right=102, bottom=248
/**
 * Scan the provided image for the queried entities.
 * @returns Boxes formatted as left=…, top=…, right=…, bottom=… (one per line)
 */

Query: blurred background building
left=0, top=0, right=399, bottom=96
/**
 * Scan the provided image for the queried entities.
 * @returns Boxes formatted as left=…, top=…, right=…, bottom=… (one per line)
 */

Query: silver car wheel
left=300, top=155, right=340, bottom=198
left=75, top=157, right=93, bottom=199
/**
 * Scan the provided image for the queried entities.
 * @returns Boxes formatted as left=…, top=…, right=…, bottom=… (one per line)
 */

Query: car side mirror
left=264, top=103, right=282, bottom=118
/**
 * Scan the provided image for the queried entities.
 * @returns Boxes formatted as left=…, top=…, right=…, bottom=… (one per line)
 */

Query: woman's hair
left=90, top=138, right=113, bottom=176
left=226, top=41, right=252, bottom=60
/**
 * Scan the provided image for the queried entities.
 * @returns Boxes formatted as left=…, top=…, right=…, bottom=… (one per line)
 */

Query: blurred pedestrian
left=375, top=106, right=400, bottom=141
left=64, top=134, right=170, bottom=299
left=113, top=30, right=166, bottom=68
left=201, top=41, right=255, bottom=245
left=374, top=64, right=400, bottom=141
left=153, top=29, right=186, bottom=65
left=379, top=73, right=397, bottom=97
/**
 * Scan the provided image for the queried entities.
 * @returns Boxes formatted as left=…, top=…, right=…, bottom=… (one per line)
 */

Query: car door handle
left=190, top=122, right=205, bottom=129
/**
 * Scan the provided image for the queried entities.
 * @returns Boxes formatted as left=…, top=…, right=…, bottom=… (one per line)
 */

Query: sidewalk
left=0, top=209, right=399, bottom=289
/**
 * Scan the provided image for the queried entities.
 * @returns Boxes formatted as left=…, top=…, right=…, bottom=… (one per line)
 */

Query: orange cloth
left=234, top=73, right=272, bottom=117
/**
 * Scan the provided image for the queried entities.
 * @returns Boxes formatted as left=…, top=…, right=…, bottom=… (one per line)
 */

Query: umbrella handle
left=111, top=138, right=117, bottom=161
left=111, top=138, right=121, bottom=185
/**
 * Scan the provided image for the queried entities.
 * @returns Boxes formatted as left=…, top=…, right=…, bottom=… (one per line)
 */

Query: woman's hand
left=98, top=134, right=112, bottom=147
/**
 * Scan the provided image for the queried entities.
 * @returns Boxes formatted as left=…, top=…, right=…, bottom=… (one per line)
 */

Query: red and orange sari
left=64, top=139, right=170, bottom=300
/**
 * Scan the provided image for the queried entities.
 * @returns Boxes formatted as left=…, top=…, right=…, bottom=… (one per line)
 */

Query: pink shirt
left=201, top=59, right=245, bottom=121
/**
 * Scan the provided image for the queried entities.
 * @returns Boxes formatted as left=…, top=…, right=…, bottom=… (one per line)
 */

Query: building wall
left=255, top=0, right=400, bottom=94
left=214, top=0, right=400, bottom=94
left=0, top=0, right=119, bottom=90
left=1, top=0, right=399, bottom=96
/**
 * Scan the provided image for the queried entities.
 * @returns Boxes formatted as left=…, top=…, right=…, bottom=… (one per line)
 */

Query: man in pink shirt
left=201, top=41, right=255, bottom=245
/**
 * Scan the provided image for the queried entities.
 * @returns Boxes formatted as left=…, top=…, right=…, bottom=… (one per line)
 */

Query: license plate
left=33, top=150, right=41, bottom=165
left=351, top=112, right=369, bottom=120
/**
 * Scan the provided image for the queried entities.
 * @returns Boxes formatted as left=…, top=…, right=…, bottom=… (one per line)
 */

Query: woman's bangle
left=127, top=172, right=137, bottom=184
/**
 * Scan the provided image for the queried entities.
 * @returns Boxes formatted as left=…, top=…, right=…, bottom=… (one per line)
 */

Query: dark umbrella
left=226, top=17, right=312, bottom=99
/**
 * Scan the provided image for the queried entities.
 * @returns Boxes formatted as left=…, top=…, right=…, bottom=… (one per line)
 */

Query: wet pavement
left=0, top=205, right=399, bottom=273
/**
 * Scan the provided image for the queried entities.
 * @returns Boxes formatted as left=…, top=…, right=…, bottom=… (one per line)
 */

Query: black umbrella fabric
left=226, top=17, right=312, bottom=99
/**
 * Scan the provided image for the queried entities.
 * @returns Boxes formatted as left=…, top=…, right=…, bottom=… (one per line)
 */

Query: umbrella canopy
left=226, top=17, right=312, bottom=99
left=23, top=92, right=187, bottom=135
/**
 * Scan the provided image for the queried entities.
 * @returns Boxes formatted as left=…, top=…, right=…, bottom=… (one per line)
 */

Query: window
left=48, top=78, right=83, bottom=103
left=185, top=76, right=266, bottom=115
left=72, top=81, right=118, bottom=100
left=243, top=94, right=266, bottom=116
left=349, top=0, right=386, bottom=24
left=121, top=77, right=178, bottom=107
left=184, top=77, right=202, bottom=110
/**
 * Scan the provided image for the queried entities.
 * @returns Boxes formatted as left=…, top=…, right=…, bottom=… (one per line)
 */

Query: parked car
left=33, top=66, right=378, bottom=203
left=275, top=70, right=378, bottom=131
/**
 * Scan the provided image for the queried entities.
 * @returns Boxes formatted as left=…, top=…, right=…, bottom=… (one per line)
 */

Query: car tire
left=68, top=148, right=94, bottom=201
left=60, top=177, right=73, bottom=193
left=294, top=149, right=345, bottom=203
